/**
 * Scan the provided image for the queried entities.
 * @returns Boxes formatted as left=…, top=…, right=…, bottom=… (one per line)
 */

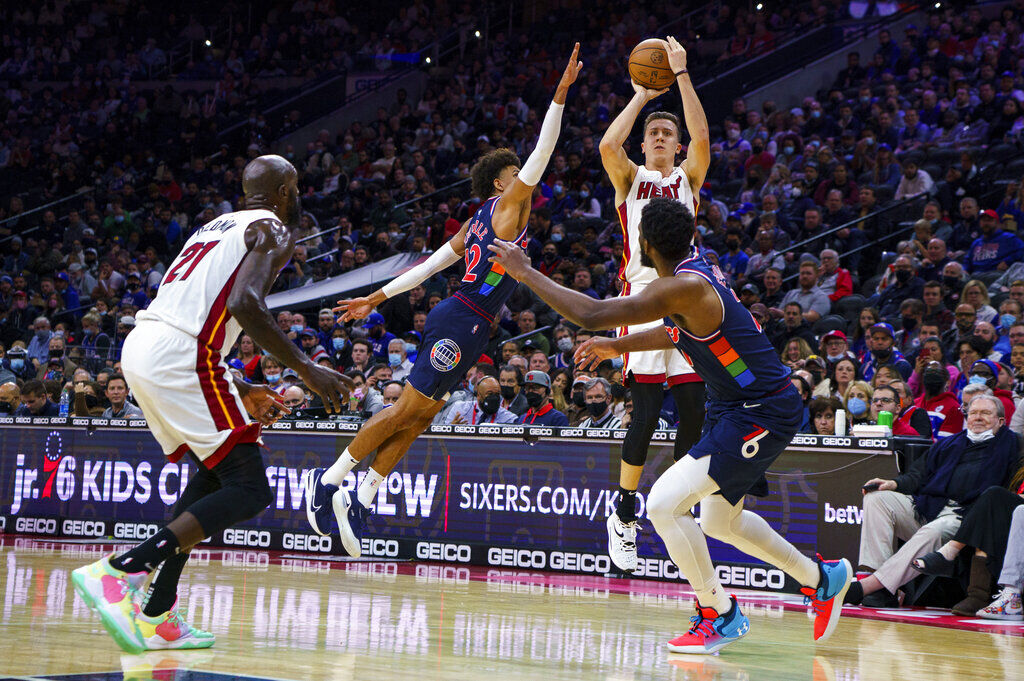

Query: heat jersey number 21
left=163, top=241, right=220, bottom=284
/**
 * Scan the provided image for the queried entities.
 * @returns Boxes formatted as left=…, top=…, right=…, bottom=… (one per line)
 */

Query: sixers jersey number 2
left=457, top=196, right=528, bottom=318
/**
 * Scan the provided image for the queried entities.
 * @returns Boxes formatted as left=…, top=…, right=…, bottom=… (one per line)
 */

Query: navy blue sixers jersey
left=663, top=250, right=791, bottom=402
left=456, top=197, right=528, bottom=317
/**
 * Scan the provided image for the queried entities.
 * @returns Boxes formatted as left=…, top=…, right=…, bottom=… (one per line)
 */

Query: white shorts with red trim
left=121, top=319, right=261, bottom=469
left=619, top=317, right=700, bottom=386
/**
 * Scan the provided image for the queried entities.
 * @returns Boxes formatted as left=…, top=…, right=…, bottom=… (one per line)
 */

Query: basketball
left=628, top=39, right=674, bottom=90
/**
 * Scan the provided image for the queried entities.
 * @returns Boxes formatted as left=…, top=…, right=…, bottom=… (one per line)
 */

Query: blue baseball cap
left=869, top=322, right=895, bottom=338
left=971, top=359, right=1000, bottom=377
left=361, top=312, right=386, bottom=328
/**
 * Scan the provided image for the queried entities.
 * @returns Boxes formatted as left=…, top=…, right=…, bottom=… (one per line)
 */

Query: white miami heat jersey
left=138, top=209, right=277, bottom=355
left=616, top=165, right=698, bottom=288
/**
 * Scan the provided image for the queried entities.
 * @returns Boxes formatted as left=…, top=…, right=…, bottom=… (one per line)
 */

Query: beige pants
left=859, top=490, right=961, bottom=594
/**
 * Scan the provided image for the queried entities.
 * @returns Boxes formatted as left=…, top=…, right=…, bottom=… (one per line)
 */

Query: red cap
left=981, top=209, right=999, bottom=220
left=823, top=330, right=847, bottom=342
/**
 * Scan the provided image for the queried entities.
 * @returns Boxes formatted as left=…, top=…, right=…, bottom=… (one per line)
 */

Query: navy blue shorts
left=407, top=296, right=492, bottom=401
left=688, top=383, right=802, bottom=505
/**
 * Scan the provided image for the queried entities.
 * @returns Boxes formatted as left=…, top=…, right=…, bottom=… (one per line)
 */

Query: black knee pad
left=670, top=382, right=705, bottom=460
left=621, top=382, right=665, bottom=466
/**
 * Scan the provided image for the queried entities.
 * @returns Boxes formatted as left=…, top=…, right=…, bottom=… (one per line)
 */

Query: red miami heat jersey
left=138, top=209, right=277, bottom=355
left=617, top=165, right=698, bottom=288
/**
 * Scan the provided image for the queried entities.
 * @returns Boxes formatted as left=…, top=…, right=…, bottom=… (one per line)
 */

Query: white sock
left=938, top=543, right=960, bottom=561
left=357, top=469, right=385, bottom=508
left=322, top=448, right=359, bottom=487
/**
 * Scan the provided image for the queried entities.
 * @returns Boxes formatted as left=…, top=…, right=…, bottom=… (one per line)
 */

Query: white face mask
left=966, top=428, right=996, bottom=442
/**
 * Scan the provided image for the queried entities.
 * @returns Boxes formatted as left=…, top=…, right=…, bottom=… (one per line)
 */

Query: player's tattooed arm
left=229, top=218, right=352, bottom=413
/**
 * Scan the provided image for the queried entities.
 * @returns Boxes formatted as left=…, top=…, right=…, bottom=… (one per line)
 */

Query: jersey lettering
left=635, top=178, right=682, bottom=201
left=462, top=243, right=483, bottom=283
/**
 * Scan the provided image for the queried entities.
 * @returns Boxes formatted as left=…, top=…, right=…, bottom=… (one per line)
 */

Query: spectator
left=548, top=326, right=575, bottom=370
left=761, top=267, right=786, bottom=310
left=577, top=378, right=621, bottom=429
left=4, top=346, right=33, bottom=382
left=962, top=279, right=998, bottom=324
left=844, top=380, right=874, bottom=426
left=517, top=371, right=568, bottom=426
left=846, top=395, right=1019, bottom=607
left=894, top=160, right=934, bottom=200
left=968, top=359, right=1017, bottom=421
left=885, top=381, right=932, bottom=438
left=0, top=382, right=21, bottom=414
left=387, top=338, right=413, bottom=381
left=362, top=312, right=396, bottom=359
left=966, top=209, right=1024, bottom=274
left=101, top=374, right=144, bottom=419
left=281, top=386, right=308, bottom=416
left=26, top=316, right=52, bottom=368
left=299, top=328, right=329, bottom=364
left=261, top=356, right=287, bottom=395
left=746, top=230, right=785, bottom=285
left=893, top=299, right=926, bottom=356
left=817, top=249, right=853, bottom=303
left=349, top=339, right=373, bottom=373
left=862, top=322, right=912, bottom=381
left=444, top=375, right=517, bottom=425
left=809, top=396, right=843, bottom=434
left=498, top=365, right=528, bottom=416
left=914, top=361, right=965, bottom=438
left=875, top=255, right=924, bottom=320
left=780, top=261, right=830, bottom=323
left=516, top=309, right=550, bottom=355
left=815, top=356, right=859, bottom=400
left=380, top=381, right=403, bottom=408
left=14, top=379, right=59, bottom=417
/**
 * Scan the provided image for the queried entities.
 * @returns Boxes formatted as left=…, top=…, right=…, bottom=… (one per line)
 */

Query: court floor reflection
left=0, top=539, right=1019, bottom=681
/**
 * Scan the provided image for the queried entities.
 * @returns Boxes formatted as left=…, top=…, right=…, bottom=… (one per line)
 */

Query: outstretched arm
left=488, top=240, right=683, bottom=330
left=336, top=221, right=469, bottom=321
left=667, top=36, right=710, bottom=193
left=498, top=43, right=583, bottom=207
left=574, top=328, right=676, bottom=371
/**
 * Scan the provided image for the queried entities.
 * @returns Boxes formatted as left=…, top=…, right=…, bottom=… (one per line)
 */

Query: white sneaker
left=607, top=512, right=639, bottom=572
left=978, top=587, right=1023, bottom=620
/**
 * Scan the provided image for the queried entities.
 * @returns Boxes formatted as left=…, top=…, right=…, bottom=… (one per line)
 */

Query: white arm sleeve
left=517, top=102, right=564, bottom=186
left=381, top=241, right=461, bottom=298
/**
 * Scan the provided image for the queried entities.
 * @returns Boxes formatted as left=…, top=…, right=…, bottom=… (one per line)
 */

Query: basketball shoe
left=606, top=512, right=639, bottom=572
left=667, top=596, right=749, bottom=654
left=978, top=587, right=1023, bottom=620
left=303, top=467, right=339, bottom=536
left=800, top=555, right=852, bottom=642
left=71, top=555, right=147, bottom=653
left=334, top=488, right=369, bottom=557
left=135, top=599, right=215, bottom=649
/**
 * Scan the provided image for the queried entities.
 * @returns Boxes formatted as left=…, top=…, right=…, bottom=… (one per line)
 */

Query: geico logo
left=549, top=552, right=610, bottom=573
left=114, top=523, right=159, bottom=540
left=15, top=517, right=56, bottom=534
left=223, top=529, right=271, bottom=547
left=530, top=427, right=552, bottom=436
left=295, top=421, right=315, bottom=429
left=415, top=541, right=471, bottom=562
left=454, top=425, right=475, bottom=434
left=585, top=429, right=611, bottom=438
left=634, top=558, right=681, bottom=580
left=360, top=538, right=399, bottom=557
left=282, top=533, right=332, bottom=552
left=61, top=520, right=106, bottom=536
left=478, top=426, right=500, bottom=435
left=501, top=426, right=524, bottom=435
left=561, top=429, right=583, bottom=437
left=715, top=565, right=785, bottom=589
left=859, top=439, right=889, bottom=448
left=432, top=425, right=452, bottom=433
left=415, top=564, right=470, bottom=583
left=221, top=551, right=270, bottom=568
left=820, top=437, right=852, bottom=447
left=315, top=421, right=334, bottom=430
left=486, top=547, right=546, bottom=569
left=790, top=435, right=815, bottom=446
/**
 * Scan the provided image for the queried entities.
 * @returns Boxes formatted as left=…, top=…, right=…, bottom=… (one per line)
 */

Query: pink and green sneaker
left=71, top=554, right=148, bottom=653
left=134, top=599, right=215, bottom=650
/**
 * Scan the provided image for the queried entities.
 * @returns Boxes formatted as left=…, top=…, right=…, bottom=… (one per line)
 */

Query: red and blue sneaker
left=302, top=468, right=338, bottom=536
left=801, top=555, right=852, bottom=642
left=667, top=596, right=750, bottom=654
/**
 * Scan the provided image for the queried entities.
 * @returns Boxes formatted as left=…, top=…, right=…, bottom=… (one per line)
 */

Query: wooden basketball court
left=1, top=538, right=1020, bottom=681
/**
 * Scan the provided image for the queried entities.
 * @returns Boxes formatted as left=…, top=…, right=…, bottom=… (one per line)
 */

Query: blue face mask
left=611, top=356, right=624, bottom=370
left=968, top=375, right=989, bottom=386
left=405, top=342, right=417, bottom=354
left=10, top=358, right=24, bottom=371
left=389, top=352, right=403, bottom=367
left=1001, top=314, right=1017, bottom=329
left=265, top=372, right=281, bottom=384
left=847, top=397, right=867, bottom=416
left=332, top=337, right=347, bottom=351
left=579, top=190, right=589, bottom=198
left=290, top=324, right=303, bottom=333
left=551, top=233, right=564, bottom=242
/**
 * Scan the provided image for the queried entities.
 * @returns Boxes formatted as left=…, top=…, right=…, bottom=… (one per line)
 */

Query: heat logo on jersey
left=430, top=339, right=462, bottom=372
left=635, top=176, right=683, bottom=200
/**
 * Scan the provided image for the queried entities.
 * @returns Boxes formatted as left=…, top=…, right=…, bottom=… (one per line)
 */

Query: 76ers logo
left=665, top=325, right=681, bottom=343
left=41, top=430, right=65, bottom=498
left=430, top=339, right=462, bottom=372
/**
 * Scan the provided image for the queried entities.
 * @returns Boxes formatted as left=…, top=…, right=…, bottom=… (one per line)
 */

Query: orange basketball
left=628, top=39, right=673, bottom=90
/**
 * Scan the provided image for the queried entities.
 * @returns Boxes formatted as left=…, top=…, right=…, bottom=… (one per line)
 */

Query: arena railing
left=0, top=188, right=97, bottom=245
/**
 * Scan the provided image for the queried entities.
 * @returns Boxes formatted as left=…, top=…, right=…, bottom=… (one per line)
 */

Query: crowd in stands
left=4, top=1, right=1024, bottom=434
left=2, top=0, right=1024, bottom=620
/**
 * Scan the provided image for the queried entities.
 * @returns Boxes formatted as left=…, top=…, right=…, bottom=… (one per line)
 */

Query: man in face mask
left=913, top=361, right=964, bottom=438
left=498, top=365, right=528, bottom=415
left=862, top=322, right=912, bottom=381
left=516, top=370, right=568, bottom=426
left=5, top=346, right=33, bottom=381
left=968, top=359, right=1017, bottom=420
left=850, top=394, right=1016, bottom=608
left=538, top=241, right=563, bottom=276
left=26, top=316, right=53, bottom=368
left=577, top=377, right=622, bottom=429
left=445, top=376, right=516, bottom=425
left=387, top=338, right=413, bottom=382
left=893, top=299, right=925, bottom=355
left=875, top=255, right=924, bottom=319
left=0, top=381, right=21, bottom=414
left=549, top=326, right=576, bottom=370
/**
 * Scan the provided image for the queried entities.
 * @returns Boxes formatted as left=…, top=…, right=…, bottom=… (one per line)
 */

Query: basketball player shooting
left=487, top=198, right=851, bottom=654
left=600, top=36, right=707, bottom=573
left=301, top=44, right=584, bottom=558
left=71, top=155, right=352, bottom=653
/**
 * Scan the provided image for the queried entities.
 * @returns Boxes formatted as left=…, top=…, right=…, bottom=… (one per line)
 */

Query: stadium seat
left=836, top=294, right=868, bottom=324
left=975, top=271, right=1003, bottom=286
left=862, top=275, right=882, bottom=297
left=876, top=251, right=897, bottom=275
left=989, top=143, right=1019, bottom=163
left=813, top=314, right=849, bottom=337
